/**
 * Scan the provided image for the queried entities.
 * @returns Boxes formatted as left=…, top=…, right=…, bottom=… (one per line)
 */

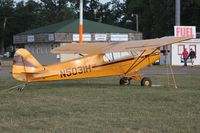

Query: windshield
left=103, top=51, right=138, bottom=62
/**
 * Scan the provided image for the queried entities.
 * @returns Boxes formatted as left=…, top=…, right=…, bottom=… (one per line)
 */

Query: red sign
left=174, top=26, right=196, bottom=38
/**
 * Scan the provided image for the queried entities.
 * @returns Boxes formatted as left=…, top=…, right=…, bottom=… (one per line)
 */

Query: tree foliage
left=0, top=0, right=14, bottom=53
left=0, top=0, right=200, bottom=53
left=39, top=0, right=75, bottom=25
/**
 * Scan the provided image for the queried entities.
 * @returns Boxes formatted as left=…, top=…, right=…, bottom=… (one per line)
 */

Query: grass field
left=0, top=75, right=200, bottom=133
left=0, top=58, right=13, bottom=67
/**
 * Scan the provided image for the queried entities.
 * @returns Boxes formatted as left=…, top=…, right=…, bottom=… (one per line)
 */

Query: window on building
left=40, top=47, right=43, bottom=54
left=178, top=45, right=185, bottom=55
left=30, top=47, right=33, bottom=53
left=189, top=45, right=196, bottom=52
left=34, top=47, right=37, bottom=53
left=46, top=47, right=51, bottom=53
left=196, top=32, right=200, bottom=38
left=37, top=48, right=40, bottom=54
left=51, top=44, right=54, bottom=49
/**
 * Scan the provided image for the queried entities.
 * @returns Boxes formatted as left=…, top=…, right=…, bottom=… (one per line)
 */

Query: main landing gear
left=120, top=77, right=131, bottom=85
left=140, top=77, right=152, bottom=87
left=119, top=73, right=152, bottom=87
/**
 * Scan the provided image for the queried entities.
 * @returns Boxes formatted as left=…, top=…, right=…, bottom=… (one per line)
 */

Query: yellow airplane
left=12, top=36, right=191, bottom=90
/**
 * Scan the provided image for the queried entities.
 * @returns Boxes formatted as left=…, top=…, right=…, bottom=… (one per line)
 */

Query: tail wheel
left=120, top=77, right=131, bottom=85
left=141, top=77, right=152, bottom=87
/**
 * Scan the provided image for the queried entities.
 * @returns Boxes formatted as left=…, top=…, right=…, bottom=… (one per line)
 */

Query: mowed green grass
left=0, top=75, right=200, bottom=133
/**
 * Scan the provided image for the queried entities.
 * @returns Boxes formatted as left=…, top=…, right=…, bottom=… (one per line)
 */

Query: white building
left=14, top=19, right=142, bottom=65
left=160, top=26, right=200, bottom=66
left=160, top=39, right=200, bottom=66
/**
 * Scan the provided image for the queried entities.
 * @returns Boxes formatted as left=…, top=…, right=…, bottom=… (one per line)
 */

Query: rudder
left=12, top=48, right=44, bottom=82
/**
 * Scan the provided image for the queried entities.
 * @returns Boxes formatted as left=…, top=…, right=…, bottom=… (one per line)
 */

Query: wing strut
left=125, top=48, right=159, bottom=75
left=124, top=50, right=146, bottom=75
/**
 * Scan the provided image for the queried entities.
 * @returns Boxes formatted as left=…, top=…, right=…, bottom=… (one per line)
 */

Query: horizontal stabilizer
left=12, top=48, right=44, bottom=82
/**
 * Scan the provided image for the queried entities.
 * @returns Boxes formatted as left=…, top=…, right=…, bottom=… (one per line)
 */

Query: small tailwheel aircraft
left=12, top=36, right=191, bottom=90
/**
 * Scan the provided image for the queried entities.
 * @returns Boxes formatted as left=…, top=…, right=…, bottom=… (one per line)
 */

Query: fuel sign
left=174, top=26, right=196, bottom=38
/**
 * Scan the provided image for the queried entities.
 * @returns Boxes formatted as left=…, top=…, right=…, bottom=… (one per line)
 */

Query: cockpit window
left=103, top=51, right=138, bottom=62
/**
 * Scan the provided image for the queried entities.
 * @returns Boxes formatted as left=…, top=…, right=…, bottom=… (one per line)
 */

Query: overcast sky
left=100, top=0, right=124, bottom=4
left=14, top=0, right=124, bottom=4
left=100, top=0, right=109, bottom=4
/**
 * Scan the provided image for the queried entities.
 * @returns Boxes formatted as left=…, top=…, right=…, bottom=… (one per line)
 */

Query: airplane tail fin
left=12, top=48, right=44, bottom=82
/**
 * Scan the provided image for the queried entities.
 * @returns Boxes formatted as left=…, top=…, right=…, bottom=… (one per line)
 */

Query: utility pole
left=132, top=14, right=139, bottom=32
left=175, top=0, right=180, bottom=25
left=94, top=9, right=102, bottom=23
left=1, top=17, right=7, bottom=54
left=135, top=14, right=138, bottom=32
left=79, top=0, right=83, bottom=44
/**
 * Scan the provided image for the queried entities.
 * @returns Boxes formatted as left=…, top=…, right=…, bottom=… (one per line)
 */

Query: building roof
left=18, top=19, right=136, bottom=35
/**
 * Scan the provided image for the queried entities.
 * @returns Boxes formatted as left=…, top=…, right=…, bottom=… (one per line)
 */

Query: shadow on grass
left=29, top=80, right=140, bottom=91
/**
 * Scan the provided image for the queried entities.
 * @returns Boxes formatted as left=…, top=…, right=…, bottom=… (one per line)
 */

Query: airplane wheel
left=141, top=77, right=152, bottom=87
left=120, top=77, right=131, bottom=85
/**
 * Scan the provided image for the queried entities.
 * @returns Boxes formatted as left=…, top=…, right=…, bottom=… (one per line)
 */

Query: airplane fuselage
left=26, top=50, right=160, bottom=83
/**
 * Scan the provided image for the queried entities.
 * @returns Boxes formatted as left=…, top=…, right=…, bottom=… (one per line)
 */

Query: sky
left=14, top=0, right=124, bottom=4
left=99, top=0, right=109, bottom=4
left=99, top=0, right=124, bottom=4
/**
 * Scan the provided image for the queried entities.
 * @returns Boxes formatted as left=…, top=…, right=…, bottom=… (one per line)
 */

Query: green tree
left=66, top=0, right=121, bottom=25
left=84, top=0, right=101, bottom=21
left=83, top=0, right=126, bottom=26
left=13, top=0, right=41, bottom=32
left=123, top=0, right=200, bottom=38
left=1, top=0, right=199, bottom=54
left=39, top=0, right=75, bottom=25
left=0, top=0, right=14, bottom=53
left=182, top=0, right=200, bottom=29
left=148, top=0, right=175, bottom=38
left=124, top=0, right=175, bottom=38
left=108, top=0, right=125, bottom=25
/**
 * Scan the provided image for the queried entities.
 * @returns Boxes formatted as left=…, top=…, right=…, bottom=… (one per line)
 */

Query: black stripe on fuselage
left=92, top=52, right=160, bottom=69
left=92, top=57, right=135, bottom=68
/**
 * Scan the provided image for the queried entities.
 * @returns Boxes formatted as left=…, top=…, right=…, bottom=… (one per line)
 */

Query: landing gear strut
left=119, top=76, right=152, bottom=87
left=119, top=77, right=131, bottom=85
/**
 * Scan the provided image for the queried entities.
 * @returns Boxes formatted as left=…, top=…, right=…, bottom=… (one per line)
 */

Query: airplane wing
left=51, top=36, right=192, bottom=54
left=104, top=36, right=192, bottom=53
left=51, top=42, right=113, bottom=55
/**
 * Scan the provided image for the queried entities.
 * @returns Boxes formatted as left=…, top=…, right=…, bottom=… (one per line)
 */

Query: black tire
left=141, top=77, right=152, bottom=87
left=120, top=77, right=131, bottom=85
